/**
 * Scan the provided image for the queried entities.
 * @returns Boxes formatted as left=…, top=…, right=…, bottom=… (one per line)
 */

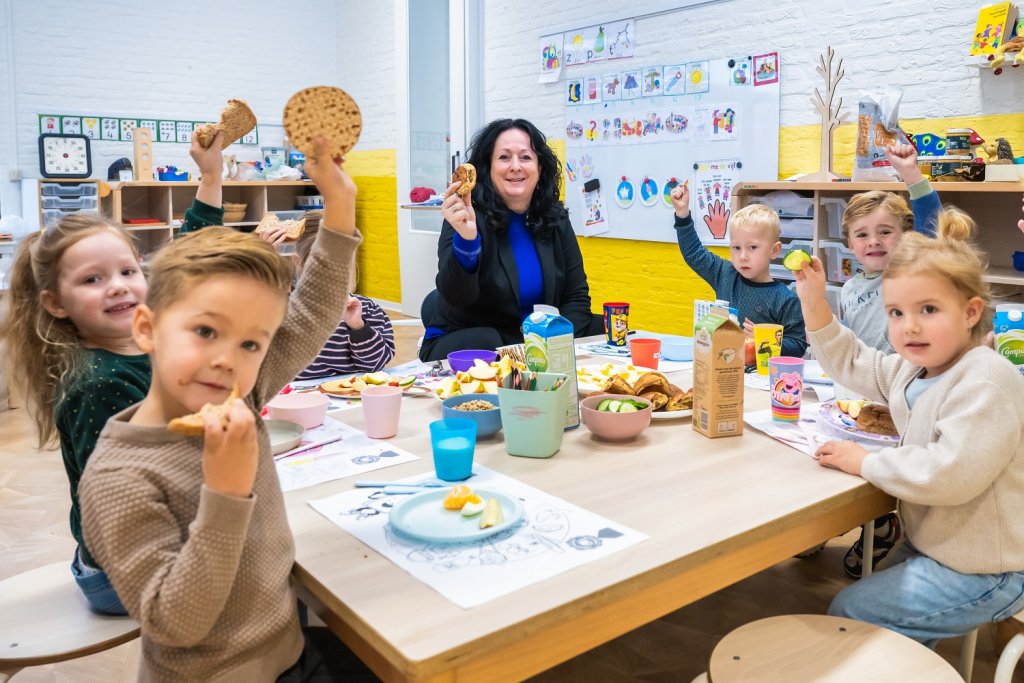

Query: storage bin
left=779, top=217, right=814, bottom=239
left=820, top=240, right=863, bottom=283
left=41, top=196, right=98, bottom=211
left=825, top=284, right=843, bottom=317
left=43, top=208, right=99, bottom=226
left=40, top=182, right=97, bottom=198
left=823, top=198, right=848, bottom=239
left=749, top=190, right=815, bottom=219
left=274, top=210, right=305, bottom=221
left=769, top=264, right=795, bottom=282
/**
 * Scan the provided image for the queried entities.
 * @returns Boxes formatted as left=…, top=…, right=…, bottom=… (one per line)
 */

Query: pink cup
left=361, top=385, right=402, bottom=438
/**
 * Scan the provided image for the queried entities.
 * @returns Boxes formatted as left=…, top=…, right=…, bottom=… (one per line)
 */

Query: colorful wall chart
left=563, top=55, right=780, bottom=245
left=39, top=113, right=259, bottom=145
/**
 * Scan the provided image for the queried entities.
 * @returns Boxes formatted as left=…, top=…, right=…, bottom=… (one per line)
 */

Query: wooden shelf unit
left=732, top=180, right=1024, bottom=292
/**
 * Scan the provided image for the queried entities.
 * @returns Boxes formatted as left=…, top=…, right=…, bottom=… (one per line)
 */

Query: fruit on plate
left=836, top=399, right=866, bottom=419
left=320, top=373, right=418, bottom=396
left=479, top=498, right=504, bottom=529
left=443, top=485, right=482, bottom=511
left=364, top=371, right=391, bottom=385
left=783, top=248, right=812, bottom=271
left=460, top=499, right=486, bottom=517
left=433, top=357, right=524, bottom=399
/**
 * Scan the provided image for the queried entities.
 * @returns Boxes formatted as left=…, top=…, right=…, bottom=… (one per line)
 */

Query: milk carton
left=692, top=306, right=745, bottom=438
left=995, top=304, right=1024, bottom=378
left=522, top=305, right=580, bottom=429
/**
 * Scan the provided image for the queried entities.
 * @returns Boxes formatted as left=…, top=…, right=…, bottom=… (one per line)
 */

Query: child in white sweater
left=793, top=214, right=1024, bottom=647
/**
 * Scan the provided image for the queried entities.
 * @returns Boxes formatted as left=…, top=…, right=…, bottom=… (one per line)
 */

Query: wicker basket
left=222, top=201, right=247, bottom=223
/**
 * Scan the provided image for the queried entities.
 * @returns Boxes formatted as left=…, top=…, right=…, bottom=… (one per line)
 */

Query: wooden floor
left=1, top=311, right=1019, bottom=682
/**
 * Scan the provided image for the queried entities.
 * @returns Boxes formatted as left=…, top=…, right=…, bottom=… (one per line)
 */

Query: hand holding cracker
left=305, top=135, right=356, bottom=235
left=442, top=181, right=478, bottom=241
left=201, top=398, right=258, bottom=498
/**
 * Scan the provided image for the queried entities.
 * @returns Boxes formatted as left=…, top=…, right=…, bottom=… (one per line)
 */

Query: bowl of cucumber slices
left=580, top=394, right=653, bottom=442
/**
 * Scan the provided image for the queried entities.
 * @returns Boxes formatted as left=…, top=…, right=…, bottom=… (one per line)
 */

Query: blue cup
left=429, top=418, right=477, bottom=481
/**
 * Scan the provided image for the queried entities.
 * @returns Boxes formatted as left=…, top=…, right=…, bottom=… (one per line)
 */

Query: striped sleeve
left=294, top=296, right=396, bottom=380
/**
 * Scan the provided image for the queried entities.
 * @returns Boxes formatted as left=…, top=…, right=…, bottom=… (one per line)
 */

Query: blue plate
left=388, top=488, right=524, bottom=543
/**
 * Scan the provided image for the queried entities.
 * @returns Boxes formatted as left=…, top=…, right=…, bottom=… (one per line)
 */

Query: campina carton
left=522, top=305, right=580, bottom=429
left=995, top=304, right=1024, bottom=378
left=692, top=306, right=745, bottom=438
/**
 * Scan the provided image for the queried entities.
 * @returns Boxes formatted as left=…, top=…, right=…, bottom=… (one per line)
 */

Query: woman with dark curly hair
left=419, top=118, right=601, bottom=361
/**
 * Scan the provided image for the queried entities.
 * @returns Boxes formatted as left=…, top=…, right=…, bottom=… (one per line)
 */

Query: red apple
left=745, top=337, right=756, bottom=366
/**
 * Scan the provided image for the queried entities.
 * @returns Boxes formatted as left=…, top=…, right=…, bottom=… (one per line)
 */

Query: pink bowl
left=580, top=393, right=652, bottom=442
left=265, top=392, right=329, bottom=429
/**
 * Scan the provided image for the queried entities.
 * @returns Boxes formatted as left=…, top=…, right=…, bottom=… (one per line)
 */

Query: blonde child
left=0, top=131, right=227, bottom=616
left=793, top=215, right=1024, bottom=647
left=79, top=136, right=362, bottom=680
left=670, top=183, right=807, bottom=357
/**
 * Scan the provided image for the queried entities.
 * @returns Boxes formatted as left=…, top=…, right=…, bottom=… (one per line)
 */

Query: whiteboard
left=563, top=55, right=780, bottom=245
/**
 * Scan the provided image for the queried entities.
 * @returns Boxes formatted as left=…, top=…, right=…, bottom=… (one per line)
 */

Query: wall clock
left=38, top=134, right=92, bottom=178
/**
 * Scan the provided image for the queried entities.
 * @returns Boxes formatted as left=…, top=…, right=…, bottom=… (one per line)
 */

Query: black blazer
left=429, top=209, right=595, bottom=339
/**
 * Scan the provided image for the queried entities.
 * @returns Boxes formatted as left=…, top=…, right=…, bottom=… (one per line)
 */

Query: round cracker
left=452, top=163, right=477, bottom=196
left=283, top=86, right=362, bottom=159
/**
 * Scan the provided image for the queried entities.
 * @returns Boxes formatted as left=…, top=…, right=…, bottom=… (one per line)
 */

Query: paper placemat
left=275, top=418, right=419, bottom=492
left=308, top=465, right=648, bottom=608
left=744, top=408, right=884, bottom=457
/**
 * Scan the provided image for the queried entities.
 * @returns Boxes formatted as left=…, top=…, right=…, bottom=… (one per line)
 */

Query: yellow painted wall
left=352, top=113, right=1022, bottom=326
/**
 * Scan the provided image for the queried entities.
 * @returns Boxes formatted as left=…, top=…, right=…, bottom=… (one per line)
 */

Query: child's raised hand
left=202, top=399, right=258, bottom=498
left=670, top=181, right=690, bottom=219
left=305, top=135, right=356, bottom=234
left=885, top=143, right=923, bottom=185
left=257, top=225, right=290, bottom=247
left=342, top=295, right=364, bottom=330
left=792, top=255, right=834, bottom=332
left=815, top=439, right=869, bottom=476
left=442, top=182, right=478, bottom=241
left=190, top=131, right=224, bottom=180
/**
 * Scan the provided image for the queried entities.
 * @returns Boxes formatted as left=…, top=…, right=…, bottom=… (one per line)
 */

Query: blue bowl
left=660, top=336, right=694, bottom=361
left=441, top=393, right=502, bottom=438
left=446, top=349, right=498, bottom=373
left=1014, top=251, right=1024, bottom=273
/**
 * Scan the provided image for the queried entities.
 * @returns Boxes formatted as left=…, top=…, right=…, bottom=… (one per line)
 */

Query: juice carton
left=522, top=305, right=580, bottom=430
left=995, top=304, right=1024, bottom=378
left=692, top=306, right=745, bottom=438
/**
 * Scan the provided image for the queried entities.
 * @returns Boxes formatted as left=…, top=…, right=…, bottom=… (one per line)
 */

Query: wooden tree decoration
left=803, top=47, right=849, bottom=181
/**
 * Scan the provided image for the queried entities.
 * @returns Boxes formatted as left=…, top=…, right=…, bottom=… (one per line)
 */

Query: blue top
left=674, top=213, right=808, bottom=358
left=430, top=212, right=542, bottom=338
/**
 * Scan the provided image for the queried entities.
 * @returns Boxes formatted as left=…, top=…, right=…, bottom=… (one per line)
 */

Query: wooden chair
left=690, top=614, right=962, bottom=683
left=0, top=562, right=139, bottom=681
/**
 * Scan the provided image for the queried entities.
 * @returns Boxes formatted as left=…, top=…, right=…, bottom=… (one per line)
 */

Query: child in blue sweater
left=670, top=183, right=807, bottom=358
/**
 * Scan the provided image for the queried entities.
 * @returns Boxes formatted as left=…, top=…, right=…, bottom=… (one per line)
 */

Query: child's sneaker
left=843, top=513, right=901, bottom=579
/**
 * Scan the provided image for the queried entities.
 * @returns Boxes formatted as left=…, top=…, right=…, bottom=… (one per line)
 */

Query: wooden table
left=284, top=364, right=894, bottom=682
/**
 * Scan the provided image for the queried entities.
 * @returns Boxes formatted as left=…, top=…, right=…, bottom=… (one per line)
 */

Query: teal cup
left=429, top=418, right=476, bottom=481
left=497, top=372, right=568, bottom=458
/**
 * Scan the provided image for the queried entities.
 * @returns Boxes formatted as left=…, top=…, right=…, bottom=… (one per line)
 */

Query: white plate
left=650, top=409, right=693, bottom=420
left=817, top=401, right=900, bottom=445
left=265, top=419, right=304, bottom=455
left=576, top=362, right=657, bottom=393
left=388, top=488, right=525, bottom=544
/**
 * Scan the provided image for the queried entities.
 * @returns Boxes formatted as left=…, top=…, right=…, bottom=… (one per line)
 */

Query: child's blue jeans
left=829, top=540, right=1024, bottom=648
left=71, top=546, right=128, bottom=616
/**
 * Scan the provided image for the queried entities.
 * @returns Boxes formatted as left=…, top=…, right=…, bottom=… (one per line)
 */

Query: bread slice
left=452, top=163, right=477, bottom=196
left=196, top=99, right=257, bottom=150
left=639, top=390, right=669, bottom=410
left=319, top=376, right=367, bottom=396
left=255, top=213, right=306, bottom=242
left=167, top=385, right=241, bottom=436
left=856, top=404, right=898, bottom=437
left=600, top=375, right=635, bottom=396
left=665, top=385, right=694, bottom=412
left=632, top=371, right=671, bottom=397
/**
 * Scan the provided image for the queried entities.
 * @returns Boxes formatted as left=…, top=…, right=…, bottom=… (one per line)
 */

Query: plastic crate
left=779, top=217, right=814, bottom=239
left=823, top=198, right=848, bottom=239
left=40, top=182, right=97, bottom=198
left=749, top=190, right=815, bottom=219
left=770, top=264, right=795, bottom=281
left=820, top=240, right=863, bottom=283
left=42, top=208, right=99, bottom=227
left=41, top=195, right=98, bottom=211
left=825, top=284, right=843, bottom=317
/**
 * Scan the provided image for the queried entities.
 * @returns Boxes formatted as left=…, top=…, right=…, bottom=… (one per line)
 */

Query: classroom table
left=283, top=361, right=895, bottom=682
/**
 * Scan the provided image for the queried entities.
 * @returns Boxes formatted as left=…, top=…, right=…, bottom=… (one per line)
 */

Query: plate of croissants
left=576, top=364, right=692, bottom=418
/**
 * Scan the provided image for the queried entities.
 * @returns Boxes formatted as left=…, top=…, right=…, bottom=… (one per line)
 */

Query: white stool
left=0, top=562, right=139, bottom=681
left=994, top=611, right=1024, bottom=683
left=692, top=614, right=962, bottom=683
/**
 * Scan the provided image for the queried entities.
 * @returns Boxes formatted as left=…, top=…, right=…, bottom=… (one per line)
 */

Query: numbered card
left=158, top=120, right=176, bottom=142
left=82, top=117, right=100, bottom=139
left=39, top=115, right=60, bottom=135
left=61, top=117, right=82, bottom=135
left=101, top=118, right=120, bottom=140
left=139, top=120, right=157, bottom=133
left=176, top=121, right=193, bottom=143
left=241, top=128, right=258, bottom=145
left=119, top=119, right=137, bottom=141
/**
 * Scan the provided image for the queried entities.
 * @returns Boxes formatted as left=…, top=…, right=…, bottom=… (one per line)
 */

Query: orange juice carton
left=692, top=306, right=745, bottom=438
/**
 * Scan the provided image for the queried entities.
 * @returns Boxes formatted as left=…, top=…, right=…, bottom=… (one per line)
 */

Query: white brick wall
left=337, top=2, right=396, bottom=151
left=0, top=0, right=341, bottom=218
left=483, top=0, right=1024, bottom=142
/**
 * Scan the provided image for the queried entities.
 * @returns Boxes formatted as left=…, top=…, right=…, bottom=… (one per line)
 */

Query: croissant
left=632, top=371, right=671, bottom=396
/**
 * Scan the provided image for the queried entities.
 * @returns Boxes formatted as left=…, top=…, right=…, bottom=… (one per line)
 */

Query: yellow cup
left=753, top=324, right=783, bottom=376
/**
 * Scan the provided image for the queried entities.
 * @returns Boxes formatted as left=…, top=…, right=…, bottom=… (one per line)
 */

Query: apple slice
left=472, top=358, right=491, bottom=369
left=837, top=399, right=849, bottom=413
left=468, top=365, right=497, bottom=381
left=482, top=380, right=498, bottom=394
left=848, top=400, right=865, bottom=419
left=364, top=371, right=390, bottom=385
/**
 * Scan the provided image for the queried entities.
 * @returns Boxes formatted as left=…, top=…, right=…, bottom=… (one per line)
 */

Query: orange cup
left=629, top=338, right=661, bottom=370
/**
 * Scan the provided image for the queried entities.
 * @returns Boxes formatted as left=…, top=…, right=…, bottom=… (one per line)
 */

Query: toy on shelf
left=156, top=166, right=188, bottom=181
left=990, top=34, right=1024, bottom=73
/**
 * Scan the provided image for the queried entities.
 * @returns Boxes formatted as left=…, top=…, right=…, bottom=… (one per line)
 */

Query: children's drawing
left=540, top=34, right=562, bottom=72
left=566, top=79, right=583, bottom=106
left=730, top=57, right=751, bottom=86
left=616, top=176, right=635, bottom=208
left=582, top=178, right=605, bottom=228
left=663, top=64, right=685, bottom=95
left=711, top=106, right=737, bottom=140
left=685, top=61, right=710, bottom=94
left=564, top=159, right=577, bottom=183
left=662, top=177, right=681, bottom=207
left=602, top=118, right=613, bottom=141
left=665, top=111, right=690, bottom=135
left=579, top=154, right=595, bottom=178
left=566, top=120, right=584, bottom=140
left=694, top=159, right=741, bottom=244
left=585, top=77, right=601, bottom=103
left=584, top=120, right=598, bottom=142
left=642, top=112, right=663, bottom=137
left=642, top=66, right=663, bottom=96
left=753, top=52, right=779, bottom=86
left=602, top=73, right=622, bottom=100
left=606, top=20, right=634, bottom=58
left=622, top=70, right=642, bottom=100
left=639, top=177, right=659, bottom=207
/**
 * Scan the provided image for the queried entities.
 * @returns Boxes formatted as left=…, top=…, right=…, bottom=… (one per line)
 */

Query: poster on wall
left=753, top=52, right=780, bottom=86
left=562, top=55, right=780, bottom=244
left=563, top=19, right=635, bottom=66
left=539, top=33, right=563, bottom=83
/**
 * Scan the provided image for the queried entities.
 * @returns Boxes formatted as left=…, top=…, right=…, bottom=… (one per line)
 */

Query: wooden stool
left=0, top=562, right=139, bottom=681
left=696, top=615, right=962, bottom=683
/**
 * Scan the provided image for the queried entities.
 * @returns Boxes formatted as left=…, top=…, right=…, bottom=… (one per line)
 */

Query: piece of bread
left=452, top=163, right=477, bottom=196
left=856, top=404, right=898, bottom=437
left=167, top=385, right=241, bottom=436
left=255, top=213, right=306, bottom=242
left=639, top=390, right=669, bottom=411
left=196, top=99, right=257, bottom=150
left=600, top=375, right=635, bottom=396
left=282, top=86, right=362, bottom=159
left=632, top=371, right=671, bottom=397
left=319, top=376, right=367, bottom=396
left=665, top=386, right=694, bottom=412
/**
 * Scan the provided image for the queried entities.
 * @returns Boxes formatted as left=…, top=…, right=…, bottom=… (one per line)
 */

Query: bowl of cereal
left=441, top=393, right=502, bottom=438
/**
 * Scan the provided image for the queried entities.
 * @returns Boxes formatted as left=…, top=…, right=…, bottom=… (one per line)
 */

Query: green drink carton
left=995, top=304, right=1024, bottom=378
left=522, top=305, right=580, bottom=429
